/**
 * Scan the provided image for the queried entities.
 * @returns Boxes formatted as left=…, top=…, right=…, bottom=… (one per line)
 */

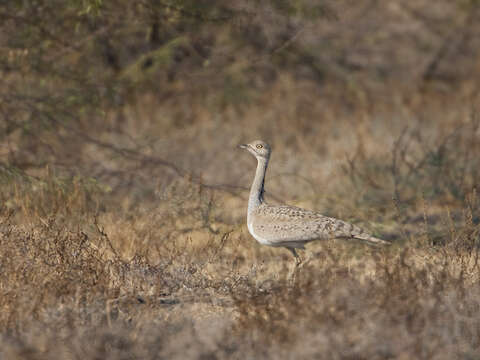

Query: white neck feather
left=247, top=156, right=268, bottom=214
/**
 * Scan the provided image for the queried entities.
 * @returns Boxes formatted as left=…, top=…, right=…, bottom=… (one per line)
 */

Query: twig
left=93, top=214, right=119, bottom=259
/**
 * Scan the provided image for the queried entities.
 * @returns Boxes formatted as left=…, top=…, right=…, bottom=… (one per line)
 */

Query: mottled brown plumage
left=239, top=140, right=389, bottom=264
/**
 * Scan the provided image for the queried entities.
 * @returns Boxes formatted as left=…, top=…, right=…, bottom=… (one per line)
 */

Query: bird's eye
left=256, top=144, right=263, bottom=149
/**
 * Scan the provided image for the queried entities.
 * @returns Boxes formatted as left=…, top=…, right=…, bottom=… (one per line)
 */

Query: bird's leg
left=287, top=248, right=302, bottom=287
left=288, top=248, right=302, bottom=267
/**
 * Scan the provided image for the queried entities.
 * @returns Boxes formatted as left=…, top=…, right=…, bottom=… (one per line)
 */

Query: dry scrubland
left=2, top=92, right=480, bottom=359
left=2, top=1, right=480, bottom=359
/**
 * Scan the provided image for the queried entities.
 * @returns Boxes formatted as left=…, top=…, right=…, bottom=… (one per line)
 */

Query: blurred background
left=1, top=1, right=480, bottom=358
left=2, top=0, right=480, bottom=209
left=2, top=0, right=480, bottom=244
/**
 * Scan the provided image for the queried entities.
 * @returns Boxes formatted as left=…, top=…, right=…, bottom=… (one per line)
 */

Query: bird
left=239, top=140, right=389, bottom=266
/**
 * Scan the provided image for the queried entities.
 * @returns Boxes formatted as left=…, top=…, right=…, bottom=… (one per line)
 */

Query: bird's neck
left=248, top=156, right=268, bottom=213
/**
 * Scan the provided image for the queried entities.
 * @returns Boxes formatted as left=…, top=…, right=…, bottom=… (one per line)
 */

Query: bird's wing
left=251, top=204, right=388, bottom=246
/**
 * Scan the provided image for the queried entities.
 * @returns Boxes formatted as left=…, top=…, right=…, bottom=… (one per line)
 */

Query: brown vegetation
left=1, top=1, right=480, bottom=359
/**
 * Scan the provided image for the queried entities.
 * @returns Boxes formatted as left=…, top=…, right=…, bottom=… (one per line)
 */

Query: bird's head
left=238, top=140, right=271, bottom=160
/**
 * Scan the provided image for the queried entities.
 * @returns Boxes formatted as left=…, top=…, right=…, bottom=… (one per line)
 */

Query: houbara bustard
left=239, top=140, right=389, bottom=265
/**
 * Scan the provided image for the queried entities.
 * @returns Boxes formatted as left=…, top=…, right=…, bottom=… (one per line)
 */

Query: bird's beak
left=238, top=144, right=248, bottom=149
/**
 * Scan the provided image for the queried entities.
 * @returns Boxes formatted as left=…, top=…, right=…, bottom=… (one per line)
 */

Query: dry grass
left=1, top=85, right=480, bottom=359
left=2, top=1, right=480, bottom=357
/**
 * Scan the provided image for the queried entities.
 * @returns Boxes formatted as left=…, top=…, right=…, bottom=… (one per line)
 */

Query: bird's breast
left=247, top=217, right=274, bottom=246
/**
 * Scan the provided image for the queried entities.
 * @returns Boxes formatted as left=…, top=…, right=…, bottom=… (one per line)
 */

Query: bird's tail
left=353, top=233, right=390, bottom=246
left=331, top=219, right=390, bottom=246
